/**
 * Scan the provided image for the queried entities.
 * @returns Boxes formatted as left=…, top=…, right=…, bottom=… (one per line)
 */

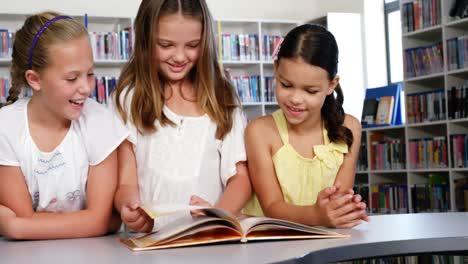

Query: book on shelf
left=361, top=98, right=379, bottom=126
left=375, top=96, right=395, bottom=125
left=361, top=83, right=403, bottom=128
left=119, top=204, right=348, bottom=251
left=455, top=178, right=468, bottom=212
left=406, top=89, right=446, bottom=124
left=448, top=85, right=468, bottom=120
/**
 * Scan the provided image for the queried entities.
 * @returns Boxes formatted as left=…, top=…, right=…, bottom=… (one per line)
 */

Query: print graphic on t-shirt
left=33, top=151, right=67, bottom=211
left=66, top=190, right=81, bottom=201
left=34, top=152, right=66, bottom=175
left=32, top=191, right=39, bottom=211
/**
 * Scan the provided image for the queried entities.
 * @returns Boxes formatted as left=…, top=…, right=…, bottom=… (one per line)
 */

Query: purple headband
left=27, top=15, right=73, bottom=69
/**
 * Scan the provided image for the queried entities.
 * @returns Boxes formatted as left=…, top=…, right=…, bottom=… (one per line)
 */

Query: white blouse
left=108, top=88, right=247, bottom=207
left=0, top=98, right=128, bottom=212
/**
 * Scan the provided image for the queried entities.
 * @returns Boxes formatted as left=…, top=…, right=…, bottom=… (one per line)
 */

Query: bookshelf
left=0, top=13, right=132, bottom=105
left=1, top=15, right=298, bottom=122
left=216, top=19, right=299, bottom=120
left=356, top=0, right=468, bottom=215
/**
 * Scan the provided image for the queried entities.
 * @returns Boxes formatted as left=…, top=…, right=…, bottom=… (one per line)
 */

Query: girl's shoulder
left=0, top=98, right=28, bottom=134
left=81, top=99, right=115, bottom=120
left=78, top=99, right=128, bottom=136
left=245, top=114, right=277, bottom=141
left=76, top=99, right=128, bottom=165
left=0, top=98, right=28, bottom=118
left=342, top=114, right=361, bottom=134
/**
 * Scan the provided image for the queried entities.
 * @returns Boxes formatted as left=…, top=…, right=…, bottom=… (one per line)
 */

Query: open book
left=119, top=205, right=349, bottom=251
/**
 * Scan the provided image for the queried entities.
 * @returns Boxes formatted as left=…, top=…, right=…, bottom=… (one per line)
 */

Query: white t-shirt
left=0, top=98, right=128, bottom=212
left=108, top=88, right=247, bottom=207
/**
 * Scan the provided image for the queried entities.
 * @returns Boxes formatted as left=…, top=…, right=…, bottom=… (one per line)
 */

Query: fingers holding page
left=121, top=205, right=154, bottom=233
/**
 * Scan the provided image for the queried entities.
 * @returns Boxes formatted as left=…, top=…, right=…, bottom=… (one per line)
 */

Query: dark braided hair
left=276, top=24, right=353, bottom=148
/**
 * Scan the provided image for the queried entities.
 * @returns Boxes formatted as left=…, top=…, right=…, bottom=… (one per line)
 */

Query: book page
left=127, top=213, right=241, bottom=248
left=121, top=227, right=242, bottom=251
left=140, top=203, right=209, bottom=218
left=238, top=216, right=347, bottom=240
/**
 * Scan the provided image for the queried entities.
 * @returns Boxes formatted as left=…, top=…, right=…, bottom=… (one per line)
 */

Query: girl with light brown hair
left=110, top=0, right=251, bottom=232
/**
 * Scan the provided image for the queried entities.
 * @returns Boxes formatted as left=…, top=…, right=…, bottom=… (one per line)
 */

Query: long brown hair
left=7, top=11, right=88, bottom=104
left=114, top=0, right=239, bottom=139
left=277, top=24, right=353, bottom=148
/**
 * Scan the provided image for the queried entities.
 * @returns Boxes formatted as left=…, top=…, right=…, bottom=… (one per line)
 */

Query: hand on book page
left=139, top=203, right=212, bottom=219
left=119, top=206, right=349, bottom=251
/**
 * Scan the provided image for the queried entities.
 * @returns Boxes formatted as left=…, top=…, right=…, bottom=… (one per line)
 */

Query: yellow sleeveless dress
left=243, top=109, right=349, bottom=216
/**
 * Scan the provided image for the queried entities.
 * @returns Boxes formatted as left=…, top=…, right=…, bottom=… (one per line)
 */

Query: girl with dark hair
left=243, top=24, right=369, bottom=228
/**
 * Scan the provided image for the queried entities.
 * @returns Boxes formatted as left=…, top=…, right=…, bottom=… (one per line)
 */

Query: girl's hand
left=330, top=182, right=370, bottom=223
left=314, top=187, right=367, bottom=228
left=0, top=205, right=18, bottom=239
left=189, top=195, right=212, bottom=217
left=189, top=195, right=212, bottom=207
left=120, top=203, right=154, bottom=233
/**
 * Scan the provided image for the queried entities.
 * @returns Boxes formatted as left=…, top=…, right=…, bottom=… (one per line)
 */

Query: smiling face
left=31, top=35, right=95, bottom=121
left=275, top=57, right=338, bottom=126
left=154, top=13, right=202, bottom=83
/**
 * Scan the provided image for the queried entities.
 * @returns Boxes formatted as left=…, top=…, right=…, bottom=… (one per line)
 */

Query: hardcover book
left=119, top=205, right=348, bottom=251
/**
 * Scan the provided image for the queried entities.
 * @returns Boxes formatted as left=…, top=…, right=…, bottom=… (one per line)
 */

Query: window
left=384, top=0, right=403, bottom=84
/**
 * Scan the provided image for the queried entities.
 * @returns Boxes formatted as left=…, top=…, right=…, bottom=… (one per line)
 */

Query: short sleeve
left=107, top=88, right=138, bottom=145
left=219, top=108, right=247, bottom=186
left=0, top=128, right=19, bottom=166
left=79, top=100, right=129, bottom=166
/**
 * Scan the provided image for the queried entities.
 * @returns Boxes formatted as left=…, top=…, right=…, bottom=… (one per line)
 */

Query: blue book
left=362, top=83, right=403, bottom=128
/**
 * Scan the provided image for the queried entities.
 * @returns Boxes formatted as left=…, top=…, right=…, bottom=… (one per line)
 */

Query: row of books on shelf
left=371, top=183, right=409, bottom=214
left=91, top=76, right=118, bottom=104
left=220, top=33, right=259, bottom=61
left=341, top=255, right=468, bottom=264
left=396, top=84, right=468, bottom=123
left=219, top=34, right=282, bottom=62
left=370, top=139, right=406, bottom=171
left=408, top=137, right=448, bottom=169
left=401, top=0, right=441, bottom=33
left=2, top=74, right=275, bottom=106
left=230, top=75, right=261, bottom=103
left=357, top=133, right=468, bottom=171
left=0, top=76, right=118, bottom=106
left=451, top=134, right=468, bottom=168
left=0, top=28, right=132, bottom=61
left=88, top=30, right=132, bottom=61
left=404, top=42, right=443, bottom=78
left=448, top=85, right=468, bottom=120
left=0, top=29, right=14, bottom=58
left=261, top=35, right=282, bottom=62
left=412, top=182, right=450, bottom=213
left=406, top=89, right=445, bottom=124
left=355, top=177, right=468, bottom=214
left=446, top=36, right=468, bottom=71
